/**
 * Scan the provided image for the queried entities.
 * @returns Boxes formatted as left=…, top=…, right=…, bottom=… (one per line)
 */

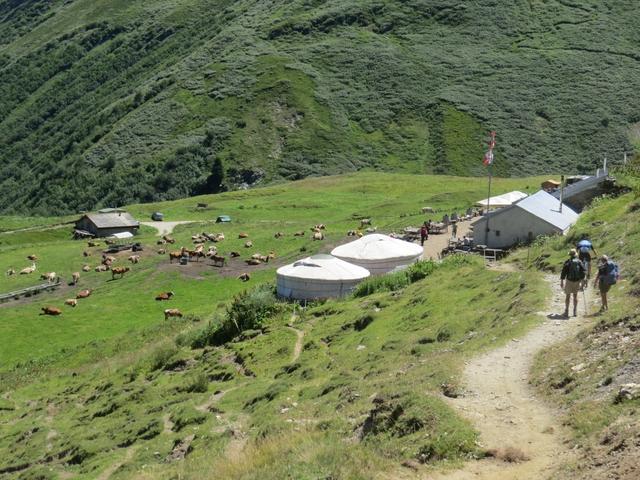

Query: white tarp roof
left=475, top=190, right=528, bottom=208
left=331, top=234, right=423, bottom=261
left=515, top=190, right=578, bottom=231
left=276, top=254, right=370, bottom=282
left=108, top=231, right=134, bottom=239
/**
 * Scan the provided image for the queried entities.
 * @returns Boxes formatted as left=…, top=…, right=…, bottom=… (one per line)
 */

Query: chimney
left=559, top=175, right=564, bottom=213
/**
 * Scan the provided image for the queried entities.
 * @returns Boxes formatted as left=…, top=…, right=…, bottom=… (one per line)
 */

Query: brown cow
left=111, top=266, right=130, bottom=279
left=64, top=299, right=78, bottom=307
left=27, top=254, right=38, bottom=261
left=41, top=306, right=62, bottom=316
left=162, top=235, right=176, bottom=244
left=155, top=291, right=175, bottom=301
left=128, top=255, right=140, bottom=264
left=245, top=258, right=261, bottom=266
left=293, top=231, right=305, bottom=237
left=211, top=254, right=226, bottom=267
left=164, top=308, right=183, bottom=320
left=238, top=233, right=249, bottom=239
left=76, top=289, right=92, bottom=299
left=169, top=248, right=186, bottom=263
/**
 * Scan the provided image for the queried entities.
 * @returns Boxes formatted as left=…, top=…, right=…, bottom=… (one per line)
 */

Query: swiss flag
left=483, top=150, right=494, bottom=166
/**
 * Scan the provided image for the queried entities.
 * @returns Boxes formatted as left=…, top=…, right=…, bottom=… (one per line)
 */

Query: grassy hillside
left=0, top=172, right=545, bottom=370
left=0, top=0, right=638, bottom=214
left=511, top=168, right=640, bottom=479
left=0, top=172, right=554, bottom=479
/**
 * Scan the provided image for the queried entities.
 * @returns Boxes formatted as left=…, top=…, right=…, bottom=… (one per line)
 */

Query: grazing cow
left=6, top=268, right=15, bottom=276
left=238, top=273, right=251, bottom=282
left=360, top=219, right=371, bottom=227
left=104, top=255, right=117, bottom=264
left=293, top=231, right=305, bottom=237
left=230, top=251, right=240, bottom=258
left=155, top=291, right=175, bottom=301
left=164, top=308, right=183, bottom=320
left=71, top=272, right=80, bottom=285
left=245, top=258, right=261, bottom=266
left=76, top=289, right=92, bottom=299
left=211, top=254, right=226, bottom=267
left=238, top=233, right=249, bottom=239
left=274, top=232, right=284, bottom=239
left=157, top=248, right=167, bottom=255
left=111, top=266, right=130, bottom=279
left=40, top=272, right=57, bottom=283
left=64, top=299, right=78, bottom=307
left=128, top=255, right=140, bottom=264
left=41, top=306, right=62, bottom=316
left=82, top=264, right=91, bottom=272
left=169, top=248, right=186, bottom=263
left=19, top=263, right=37, bottom=275
left=27, top=254, right=38, bottom=261
left=313, top=231, right=324, bottom=241
left=244, top=241, right=253, bottom=248
left=162, top=235, right=176, bottom=244
left=189, top=250, right=205, bottom=262
left=95, top=264, right=109, bottom=272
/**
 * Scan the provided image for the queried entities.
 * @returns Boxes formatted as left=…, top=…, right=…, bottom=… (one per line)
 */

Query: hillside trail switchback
left=424, top=273, right=592, bottom=480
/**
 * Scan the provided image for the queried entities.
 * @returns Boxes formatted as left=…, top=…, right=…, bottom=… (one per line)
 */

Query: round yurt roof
left=276, top=254, right=370, bottom=282
left=331, top=234, right=423, bottom=262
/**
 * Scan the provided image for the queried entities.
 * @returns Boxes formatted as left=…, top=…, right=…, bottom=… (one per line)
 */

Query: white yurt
left=331, top=234, right=423, bottom=275
left=276, top=254, right=370, bottom=300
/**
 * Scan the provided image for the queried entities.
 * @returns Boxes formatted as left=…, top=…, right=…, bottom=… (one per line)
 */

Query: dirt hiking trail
left=140, top=221, right=193, bottom=236
left=426, top=273, right=592, bottom=480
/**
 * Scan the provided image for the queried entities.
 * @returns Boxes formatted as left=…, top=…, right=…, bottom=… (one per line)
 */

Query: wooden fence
left=0, top=281, right=62, bottom=303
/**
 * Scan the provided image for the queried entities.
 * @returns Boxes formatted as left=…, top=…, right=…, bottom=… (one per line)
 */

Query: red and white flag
left=483, top=131, right=496, bottom=166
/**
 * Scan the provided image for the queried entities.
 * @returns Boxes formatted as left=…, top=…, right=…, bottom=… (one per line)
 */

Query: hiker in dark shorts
left=593, top=255, right=619, bottom=313
left=420, top=223, right=428, bottom=246
left=577, top=238, right=597, bottom=284
left=560, top=249, right=586, bottom=317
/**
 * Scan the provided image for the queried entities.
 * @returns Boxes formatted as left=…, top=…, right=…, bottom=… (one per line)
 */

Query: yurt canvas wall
left=276, top=254, right=370, bottom=300
left=331, top=234, right=423, bottom=275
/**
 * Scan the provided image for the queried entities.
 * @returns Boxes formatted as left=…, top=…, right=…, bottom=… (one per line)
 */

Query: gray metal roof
left=515, top=190, right=578, bottom=231
left=83, top=212, right=139, bottom=229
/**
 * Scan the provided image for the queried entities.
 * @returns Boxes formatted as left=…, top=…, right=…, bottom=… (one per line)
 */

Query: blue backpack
left=605, top=261, right=619, bottom=285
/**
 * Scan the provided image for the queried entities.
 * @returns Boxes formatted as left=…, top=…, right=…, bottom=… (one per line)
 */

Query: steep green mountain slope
left=1, top=0, right=639, bottom=214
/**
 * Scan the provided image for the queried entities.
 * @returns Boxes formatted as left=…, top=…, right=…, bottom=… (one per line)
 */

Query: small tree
left=203, top=157, right=225, bottom=193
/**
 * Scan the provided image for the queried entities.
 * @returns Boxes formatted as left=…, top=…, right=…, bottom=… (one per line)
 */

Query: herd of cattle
left=4, top=218, right=377, bottom=319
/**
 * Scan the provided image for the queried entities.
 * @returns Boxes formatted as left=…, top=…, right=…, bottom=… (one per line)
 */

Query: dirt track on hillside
left=423, top=274, right=592, bottom=480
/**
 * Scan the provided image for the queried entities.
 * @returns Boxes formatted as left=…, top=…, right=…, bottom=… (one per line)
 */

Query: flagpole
left=485, top=164, right=492, bottom=245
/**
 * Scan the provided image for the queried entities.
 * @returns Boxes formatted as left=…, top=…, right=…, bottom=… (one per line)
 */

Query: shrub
left=149, top=344, right=178, bottom=371
left=181, top=372, right=208, bottom=393
left=226, top=284, right=278, bottom=334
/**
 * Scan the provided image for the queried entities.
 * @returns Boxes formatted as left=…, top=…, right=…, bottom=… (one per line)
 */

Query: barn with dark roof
left=75, top=212, right=140, bottom=237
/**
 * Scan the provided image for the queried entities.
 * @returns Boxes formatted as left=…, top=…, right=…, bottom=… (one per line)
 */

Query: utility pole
left=483, top=131, right=496, bottom=246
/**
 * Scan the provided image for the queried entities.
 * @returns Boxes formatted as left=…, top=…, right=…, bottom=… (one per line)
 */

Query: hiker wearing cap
left=577, top=237, right=597, bottom=284
left=593, top=255, right=619, bottom=313
left=560, top=249, right=586, bottom=317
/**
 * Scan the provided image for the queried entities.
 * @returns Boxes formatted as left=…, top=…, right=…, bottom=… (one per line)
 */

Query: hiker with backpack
left=577, top=237, right=597, bottom=285
left=593, top=255, right=619, bottom=313
left=560, top=249, right=586, bottom=317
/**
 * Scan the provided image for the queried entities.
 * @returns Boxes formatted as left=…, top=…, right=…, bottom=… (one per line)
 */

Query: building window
left=495, top=230, right=501, bottom=237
